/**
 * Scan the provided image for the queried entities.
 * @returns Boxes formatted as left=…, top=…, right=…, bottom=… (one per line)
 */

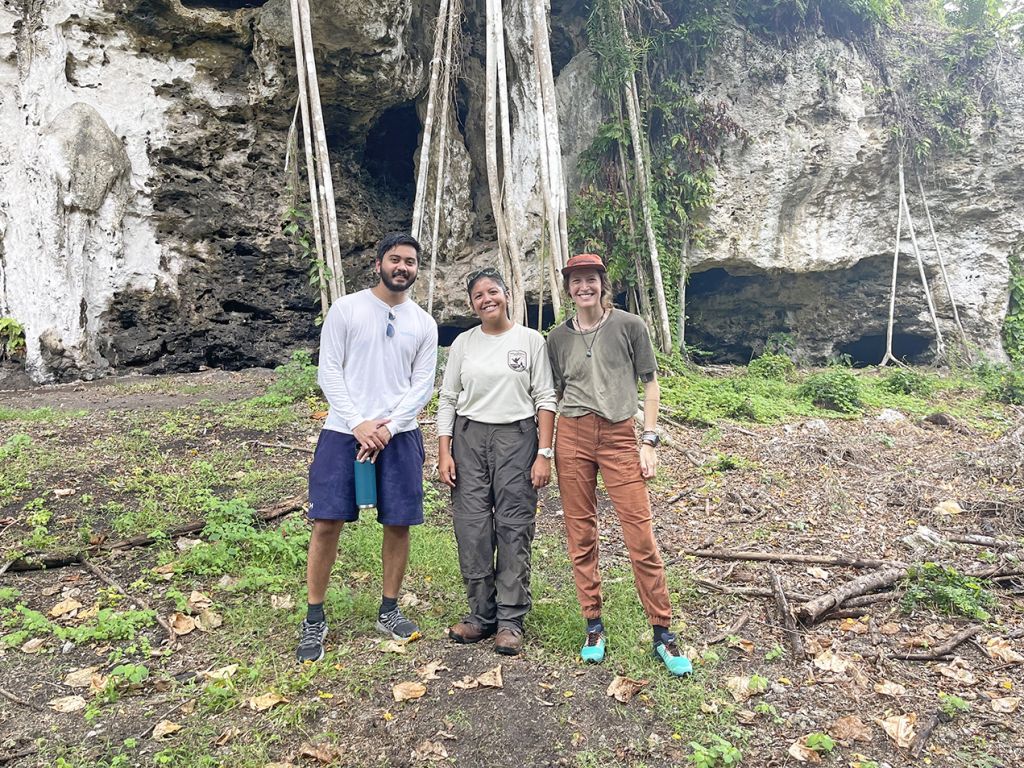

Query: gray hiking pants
left=451, top=415, right=538, bottom=630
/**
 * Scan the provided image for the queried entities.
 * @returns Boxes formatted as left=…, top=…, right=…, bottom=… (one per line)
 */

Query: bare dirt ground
left=0, top=369, right=1022, bottom=768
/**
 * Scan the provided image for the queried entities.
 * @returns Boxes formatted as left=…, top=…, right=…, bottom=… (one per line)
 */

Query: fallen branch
left=252, top=441, right=315, bottom=455
left=0, top=686, right=44, bottom=712
left=0, top=745, right=39, bottom=765
left=136, top=695, right=199, bottom=741
left=694, top=578, right=813, bottom=602
left=911, top=711, right=947, bottom=758
left=946, top=533, right=1017, bottom=550
left=796, top=568, right=907, bottom=624
left=82, top=559, right=176, bottom=644
left=769, top=567, right=804, bottom=658
left=841, top=591, right=896, bottom=608
left=684, top=549, right=900, bottom=569
left=707, top=610, right=751, bottom=645
left=892, top=624, right=983, bottom=662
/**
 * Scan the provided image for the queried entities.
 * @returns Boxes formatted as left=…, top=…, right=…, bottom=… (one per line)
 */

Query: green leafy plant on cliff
left=1003, top=249, right=1024, bottom=365
left=0, top=317, right=25, bottom=361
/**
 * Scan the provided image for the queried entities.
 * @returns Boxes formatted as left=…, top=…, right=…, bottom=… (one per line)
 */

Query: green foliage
left=798, top=368, right=863, bottom=413
left=764, top=644, right=785, bottom=662
left=804, top=733, right=836, bottom=753
left=737, top=0, right=900, bottom=38
left=983, top=365, right=1024, bottom=405
left=0, top=316, right=25, bottom=360
left=939, top=692, right=971, bottom=717
left=880, top=368, right=934, bottom=396
left=747, top=352, right=796, bottom=380
left=2, top=604, right=156, bottom=645
left=1003, top=250, right=1024, bottom=364
left=901, top=563, right=995, bottom=620
left=267, top=350, right=321, bottom=404
left=689, top=735, right=743, bottom=768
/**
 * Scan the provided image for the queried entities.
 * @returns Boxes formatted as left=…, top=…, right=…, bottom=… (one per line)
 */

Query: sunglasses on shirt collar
left=386, top=310, right=395, bottom=339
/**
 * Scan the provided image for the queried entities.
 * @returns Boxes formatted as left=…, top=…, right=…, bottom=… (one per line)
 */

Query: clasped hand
left=353, top=419, right=391, bottom=462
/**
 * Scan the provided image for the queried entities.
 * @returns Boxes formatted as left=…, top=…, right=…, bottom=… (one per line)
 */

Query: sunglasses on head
left=466, top=267, right=503, bottom=290
left=386, top=310, right=395, bottom=339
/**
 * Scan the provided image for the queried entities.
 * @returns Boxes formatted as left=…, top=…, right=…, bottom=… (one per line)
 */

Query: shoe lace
left=659, top=635, right=681, bottom=656
left=299, top=620, right=324, bottom=646
left=585, top=630, right=603, bottom=647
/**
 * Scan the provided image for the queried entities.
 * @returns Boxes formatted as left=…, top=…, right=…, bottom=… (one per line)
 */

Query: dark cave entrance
left=837, top=333, right=934, bottom=367
left=363, top=101, right=419, bottom=203
left=178, top=0, right=267, bottom=9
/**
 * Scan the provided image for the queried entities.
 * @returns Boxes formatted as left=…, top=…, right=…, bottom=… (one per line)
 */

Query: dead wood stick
left=946, top=533, right=1017, bottom=550
left=81, top=559, right=176, bottom=643
left=892, top=624, right=983, bottom=661
left=684, top=548, right=900, bottom=569
left=707, top=610, right=752, bottom=645
left=0, top=686, right=44, bottom=712
left=695, top=579, right=813, bottom=602
left=840, top=591, right=896, bottom=608
left=769, top=567, right=804, bottom=658
left=252, top=440, right=315, bottom=455
left=797, top=568, right=907, bottom=624
left=910, top=711, right=947, bottom=757
left=0, top=560, right=11, bottom=577
left=0, top=745, right=39, bottom=765
left=819, top=608, right=870, bottom=620
left=136, top=695, right=198, bottom=741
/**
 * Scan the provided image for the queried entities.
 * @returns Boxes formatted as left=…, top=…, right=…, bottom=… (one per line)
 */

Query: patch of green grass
left=0, top=406, right=88, bottom=423
left=216, top=398, right=307, bottom=432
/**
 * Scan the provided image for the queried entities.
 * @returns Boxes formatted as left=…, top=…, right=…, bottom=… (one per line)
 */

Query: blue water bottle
left=354, top=459, right=377, bottom=509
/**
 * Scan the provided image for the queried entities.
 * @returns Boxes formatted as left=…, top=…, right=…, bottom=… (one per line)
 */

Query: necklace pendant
left=586, top=350, right=592, bottom=358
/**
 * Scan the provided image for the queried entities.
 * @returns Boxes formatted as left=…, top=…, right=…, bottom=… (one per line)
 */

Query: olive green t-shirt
left=546, top=309, right=657, bottom=423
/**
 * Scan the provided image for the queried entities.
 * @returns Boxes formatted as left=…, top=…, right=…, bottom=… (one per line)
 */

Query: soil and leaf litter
left=0, top=360, right=1023, bottom=767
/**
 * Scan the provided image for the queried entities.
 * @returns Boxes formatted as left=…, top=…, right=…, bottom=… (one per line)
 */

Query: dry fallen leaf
left=248, top=692, right=288, bottom=711
left=169, top=612, right=196, bottom=635
left=985, top=637, right=1024, bottom=665
left=298, top=743, right=344, bottom=764
left=194, top=609, right=223, bottom=632
left=937, top=659, right=977, bottom=686
left=49, top=694, right=87, bottom=713
left=215, top=726, right=241, bottom=746
left=724, top=676, right=764, bottom=702
left=788, top=737, right=823, bottom=764
left=176, top=537, right=203, bottom=552
left=53, top=488, right=76, bottom=497
left=476, top=666, right=503, bottom=689
left=452, top=676, right=479, bottom=690
left=20, top=638, right=45, bottom=654
left=382, top=640, right=408, bottom=655
left=412, top=739, right=448, bottom=762
left=399, top=592, right=421, bottom=609
left=417, top=660, right=448, bottom=681
left=64, top=666, right=101, bottom=689
left=393, top=681, right=427, bottom=702
left=807, top=566, right=830, bottom=580
left=813, top=649, right=851, bottom=674
left=839, top=617, right=869, bottom=635
left=990, top=697, right=1019, bottom=714
left=49, top=598, right=82, bottom=618
left=263, top=763, right=296, bottom=768
left=89, top=674, right=108, bottom=695
left=879, top=622, right=902, bottom=635
left=270, top=594, right=294, bottom=610
left=152, top=720, right=183, bottom=739
left=606, top=675, right=648, bottom=703
left=875, top=712, right=917, bottom=749
left=873, top=680, right=907, bottom=697
left=202, top=664, right=239, bottom=681
left=933, top=500, right=962, bottom=515
left=727, top=636, right=755, bottom=655
left=187, top=591, right=212, bottom=612
left=829, top=715, right=872, bottom=743
left=152, top=563, right=176, bottom=575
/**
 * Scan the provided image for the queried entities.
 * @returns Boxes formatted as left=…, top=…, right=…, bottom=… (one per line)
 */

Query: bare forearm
left=642, top=378, right=660, bottom=433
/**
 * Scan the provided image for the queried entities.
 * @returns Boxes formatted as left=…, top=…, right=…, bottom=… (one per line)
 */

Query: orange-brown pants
left=554, top=413, right=672, bottom=626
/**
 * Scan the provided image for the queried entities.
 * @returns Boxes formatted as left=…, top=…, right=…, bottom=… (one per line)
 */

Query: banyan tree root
left=796, top=567, right=907, bottom=624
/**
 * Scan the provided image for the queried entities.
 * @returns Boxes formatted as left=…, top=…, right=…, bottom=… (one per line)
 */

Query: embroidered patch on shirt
left=507, top=349, right=527, bottom=372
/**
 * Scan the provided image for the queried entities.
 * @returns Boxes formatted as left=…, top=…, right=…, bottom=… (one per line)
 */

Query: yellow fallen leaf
left=381, top=710, right=394, bottom=721
left=215, top=726, right=241, bottom=746
left=49, top=598, right=82, bottom=618
left=1000, top=680, right=1013, bottom=690
left=169, top=612, right=196, bottom=635
left=788, top=737, right=822, bottom=763
left=990, top=697, right=1019, bottom=713
left=392, top=681, right=426, bottom=702
left=875, top=712, right=917, bottom=749
left=247, top=692, right=288, bottom=711
left=563, top=690, right=574, bottom=698
left=49, top=694, right=87, bottom=712
left=606, top=675, right=648, bottom=703
left=873, top=680, right=907, bottom=697
left=476, top=665, right=503, bottom=689
left=63, top=666, right=101, bottom=689
left=76, top=603, right=99, bottom=622
left=985, top=637, right=1024, bottom=665
left=152, top=720, right=183, bottom=739
left=317, top=691, right=334, bottom=699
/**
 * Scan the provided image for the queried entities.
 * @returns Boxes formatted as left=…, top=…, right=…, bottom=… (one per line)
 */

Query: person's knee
left=311, top=519, right=344, bottom=540
left=383, top=524, right=411, bottom=541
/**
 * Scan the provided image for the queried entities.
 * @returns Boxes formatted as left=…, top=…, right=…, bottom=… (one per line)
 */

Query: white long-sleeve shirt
left=436, top=324, right=557, bottom=437
left=318, top=289, right=438, bottom=436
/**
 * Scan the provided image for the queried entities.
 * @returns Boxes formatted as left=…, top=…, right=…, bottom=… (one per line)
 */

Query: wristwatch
left=641, top=431, right=659, bottom=447
left=537, top=447, right=554, bottom=459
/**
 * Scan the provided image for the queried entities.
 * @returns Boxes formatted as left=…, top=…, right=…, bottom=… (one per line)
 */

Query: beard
left=380, top=268, right=417, bottom=293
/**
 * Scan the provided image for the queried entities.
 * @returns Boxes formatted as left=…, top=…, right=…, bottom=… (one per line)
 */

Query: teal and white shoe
left=654, top=634, right=693, bottom=677
left=580, top=629, right=606, bottom=663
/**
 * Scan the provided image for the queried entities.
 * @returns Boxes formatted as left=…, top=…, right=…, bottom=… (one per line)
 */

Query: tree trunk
left=678, top=227, right=688, bottom=355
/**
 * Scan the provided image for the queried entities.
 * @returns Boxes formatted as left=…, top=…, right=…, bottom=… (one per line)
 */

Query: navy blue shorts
left=308, top=428, right=426, bottom=526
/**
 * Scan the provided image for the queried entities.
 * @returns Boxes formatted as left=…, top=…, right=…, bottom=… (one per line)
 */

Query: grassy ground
left=0, top=360, right=1022, bottom=767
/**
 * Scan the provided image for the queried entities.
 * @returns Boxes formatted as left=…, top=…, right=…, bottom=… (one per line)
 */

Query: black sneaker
left=375, top=606, right=419, bottom=641
left=296, top=619, right=328, bottom=663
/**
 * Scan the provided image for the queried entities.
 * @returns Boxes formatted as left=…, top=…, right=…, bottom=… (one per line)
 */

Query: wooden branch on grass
left=252, top=441, right=314, bottom=455
left=0, top=686, right=44, bottom=712
left=945, top=533, right=1017, bottom=550
left=911, top=711, right=946, bottom=758
left=683, top=548, right=900, bottom=569
left=769, top=567, right=804, bottom=658
left=82, top=559, right=176, bottom=644
left=706, top=610, right=751, bottom=645
left=891, top=624, right=982, bottom=661
left=796, top=568, right=907, bottom=624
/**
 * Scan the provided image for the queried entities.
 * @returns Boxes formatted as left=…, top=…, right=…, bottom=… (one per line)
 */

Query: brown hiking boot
left=448, top=620, right=496, bottom=644
left=494, top=626, right=523, bottom=656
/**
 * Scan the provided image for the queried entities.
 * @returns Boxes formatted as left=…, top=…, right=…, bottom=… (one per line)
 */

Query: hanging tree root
left=796, top=567, right=907, bottom=625
left=769, top=567, right=804, bottom=658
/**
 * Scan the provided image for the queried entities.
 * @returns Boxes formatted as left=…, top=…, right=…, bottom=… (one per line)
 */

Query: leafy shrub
left=689, top=735, right=742, bottom=768
left=985, top=366, right=1024, bottom=405
left=901, top=563, right=994, bottom=620
left=267, top=350, right=320, bottom=404
left=880, top=368, right=934, bottom=396
left=798, top=368, right=863, bottom=413
left=0, top=317, right=25, bottom=361
left=747, top=352, right=795, bottom=380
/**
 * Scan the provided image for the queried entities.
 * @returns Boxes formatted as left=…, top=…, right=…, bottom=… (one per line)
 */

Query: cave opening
left=362, top=101, right=419, bottom=203
left=179, top=0, right=267, bottom=9
left=837, top=332, right=934, bottom=367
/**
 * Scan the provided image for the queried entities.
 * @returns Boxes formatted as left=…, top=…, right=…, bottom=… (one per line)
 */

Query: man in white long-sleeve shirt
left=297, top=233, right=439, bottom=663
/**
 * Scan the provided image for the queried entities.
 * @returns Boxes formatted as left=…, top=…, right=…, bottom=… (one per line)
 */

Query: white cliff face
left=0, top=0, right=188, bottom=380
left=691, top=30, right=1023, bottom=361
